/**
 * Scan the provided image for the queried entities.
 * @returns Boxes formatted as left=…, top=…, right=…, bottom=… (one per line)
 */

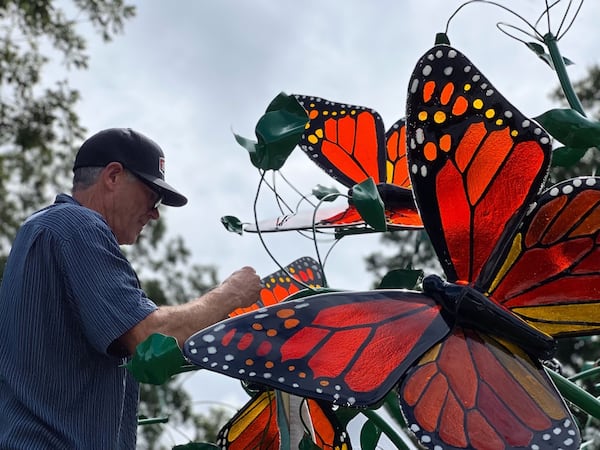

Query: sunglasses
left=134, top=174, right=163, bottom=210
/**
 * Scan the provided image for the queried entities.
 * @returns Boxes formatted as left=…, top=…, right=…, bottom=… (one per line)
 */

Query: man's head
left=73, top=128, right=187, bottom=207
left=72, top=128, right=188, bottom=244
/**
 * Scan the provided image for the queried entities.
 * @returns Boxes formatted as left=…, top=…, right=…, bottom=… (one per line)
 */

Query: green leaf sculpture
left=234, top=92, right=309, bottom=170
left=220, top=215, right=244, bottom=235
left=125, top=333, right=187, bottom=385
left=351, top=178, right=387, bottom=232
left=535, top=108, right=600, bottom=148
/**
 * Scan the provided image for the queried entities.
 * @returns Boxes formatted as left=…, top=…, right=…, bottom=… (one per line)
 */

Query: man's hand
left=218, top=266, right=262, bottom=311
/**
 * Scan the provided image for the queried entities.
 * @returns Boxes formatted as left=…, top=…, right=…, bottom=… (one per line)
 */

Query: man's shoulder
left=24, top=194, right=109, bottom=238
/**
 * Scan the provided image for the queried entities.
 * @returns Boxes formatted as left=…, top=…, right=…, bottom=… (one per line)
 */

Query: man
left=0, top=128, right=262, bottom=449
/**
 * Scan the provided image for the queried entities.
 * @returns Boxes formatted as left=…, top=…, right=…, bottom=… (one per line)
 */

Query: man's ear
left=102, top=162, right=126, bottom=191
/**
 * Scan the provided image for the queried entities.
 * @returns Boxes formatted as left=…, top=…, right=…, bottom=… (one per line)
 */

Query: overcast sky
left=64, top=0, right=599, bottom=445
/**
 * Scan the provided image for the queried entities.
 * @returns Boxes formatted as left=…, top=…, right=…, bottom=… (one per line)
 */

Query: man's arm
left=119, top=266, right=261, bottom=354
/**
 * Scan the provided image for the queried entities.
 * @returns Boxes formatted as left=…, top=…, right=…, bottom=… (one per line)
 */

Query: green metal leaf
left=172, top=443, right=220, bottom=450
left=551, top=146, right=589, bottom=168
left=220, top=215, right=244, bottom=235
left=547, top=368, right=600, bottom=420
left=233, top=132, right=265, bottom=168
left=234, top=92, right=309, bottom=170
left=299, top=434, right=321, bottom=450
left=124, top=333, right=187, bottom=385
left=378, top=268, right=424, bottom=290
left=526, top=42, right=546, bottom=56
left=535, top=108, right=600, bottom=148
left=312, top=184, right=341, bottom=201
left=351, top=177, right=387, bottom=232
left=525, top=42, right=574, bottom=70
left=383, top=391, right=407, bottom=428
left=360, top=419, right=382, bottom=450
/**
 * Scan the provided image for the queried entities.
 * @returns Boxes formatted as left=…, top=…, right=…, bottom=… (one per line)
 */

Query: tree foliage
left=0, top=1, right=226, bottom=447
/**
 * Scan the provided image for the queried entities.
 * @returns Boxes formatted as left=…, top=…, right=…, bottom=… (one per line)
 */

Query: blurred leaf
left=551, top=146, right=589, bottom=168
left=234, top=92, right=308, bottom=170
left=312, top=184, right=341, bottom=201
left=378, top=268, right=424, bottom=290
left=351, top=178, right=387, bottom=232
left=172, top=443, right=220, bottom=450
left=220, top=215, right=244, bottom=235
left=125, top=333, right=186, bottom=385
left=535, top=108, right=600, bottom=148
left=360, top=419, right=382, bottom=450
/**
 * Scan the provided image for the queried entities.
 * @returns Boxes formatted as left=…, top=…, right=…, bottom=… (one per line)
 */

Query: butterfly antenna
left=446, top=0, right=543, bottom=42
left=555, top=0, right=584, bottom=40
left=278, top=170, right=318, bottom=209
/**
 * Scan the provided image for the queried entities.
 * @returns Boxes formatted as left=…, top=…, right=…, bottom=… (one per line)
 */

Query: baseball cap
left=73, top=128, right=188, bottom=207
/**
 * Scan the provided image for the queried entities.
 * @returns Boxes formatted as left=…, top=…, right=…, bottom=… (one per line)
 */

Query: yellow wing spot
left=309, top=103, right=316, bottom=108
left=464, top=83, right=471, bottom=91
left=289, top=267, right=296, bottom=273
left=419, top=343, right=441, bottom=364
left=424, top=142, right=438, bottom=161
left=252, top=323, right=263, bottom=331
left=433, top=111, right=447, bottom=124
left=331, top=111, right=338, bottom=116
left=439, top=134, right=452, bottom=152
left=473, top=99, right=483, bottom=109
left=340, top=110, right=346, bottom=115
left=245, top=359, right=254, bottom=366
left=307, top=135, right=318, bottom=144
left=485, top=108, right=495, bottom=119
left=350, top=110, right=356, bottom=115
left=496, top=119, right=504, bottom=126
left=278, top=276, right=284, bottom=283
left=418, top=111, right=428, bottom=121
left=323, top=111, right=329, bottom=116
left=511, top=129, right=519, bottom=137
left=315, top=128, right=324, bottom=138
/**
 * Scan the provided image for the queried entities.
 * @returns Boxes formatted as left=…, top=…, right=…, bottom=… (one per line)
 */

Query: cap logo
left=159, top=156, right=165, bottom=176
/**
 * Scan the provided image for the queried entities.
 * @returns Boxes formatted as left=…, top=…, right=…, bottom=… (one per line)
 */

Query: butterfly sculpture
left=220, top=257, right=349, bottom=449
left=245, top=96, right=423, bottom=233
left=229, top=256, right=324, bottom=317
left=185, top=44, right=600, bottom=449
left=216, top=389, right=350, bottom=450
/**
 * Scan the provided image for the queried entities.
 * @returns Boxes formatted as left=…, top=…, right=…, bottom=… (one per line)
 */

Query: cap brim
left=136, top=173, right=188, bottom=207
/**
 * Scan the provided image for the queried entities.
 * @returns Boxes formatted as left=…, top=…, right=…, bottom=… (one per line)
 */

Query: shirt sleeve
left=60, top=220, right=158, bottom=356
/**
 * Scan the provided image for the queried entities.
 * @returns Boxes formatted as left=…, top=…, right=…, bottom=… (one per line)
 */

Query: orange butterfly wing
left=295, top=95, right=387, bottom=187
left=400, top=328, right=579, bottom=449
left=405, top=46, right=552, bottom=285
left=229, top=257, right=324, bottom=317
left=486, top=177, right=600, bottom=337
left=185, top=290, right=449, bottom=407
left=216, top=390, right=279, bottom=450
